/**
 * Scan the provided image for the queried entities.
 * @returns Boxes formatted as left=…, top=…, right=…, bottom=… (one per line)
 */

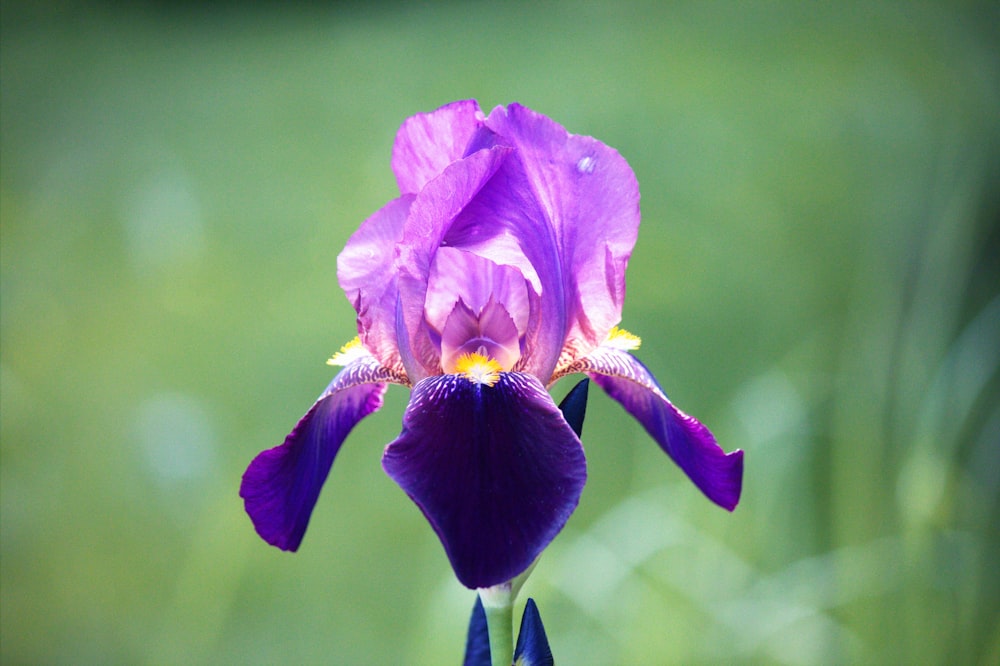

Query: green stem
left=479, top=583, right=514, bottom=666
left=479, top=561, right=538, bottom=666
left=484, top=596, right=513, bottom=666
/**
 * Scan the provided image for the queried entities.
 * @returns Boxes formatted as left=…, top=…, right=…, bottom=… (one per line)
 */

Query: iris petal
left=443, top=153, right=562, bottom=380
left=391, top=99, right=485, bottom=194
left=395, top=145, right=512, bottom=380
left=382, top=372, right=587, bottom=588
left=240, top=358, right=399, bottom=550
left=337, top=195, right=413, bottom=373
left=424, top=247, right=530, bottom=336
left=483, top=103, right=641, bottom=362
left=568, top=346, right=743, bottom=510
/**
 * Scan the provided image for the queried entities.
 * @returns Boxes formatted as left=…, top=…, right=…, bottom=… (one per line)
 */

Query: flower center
left=439, top=297, right=521, bottom=375
left=454, top=348, right=503, bottom=387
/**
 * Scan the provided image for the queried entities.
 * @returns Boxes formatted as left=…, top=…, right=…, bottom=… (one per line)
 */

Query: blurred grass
left=2, top=1, right=998, bottom=664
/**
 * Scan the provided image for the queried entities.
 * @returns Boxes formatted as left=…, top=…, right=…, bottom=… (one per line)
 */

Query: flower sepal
left=461, top=382, right=587, bottom=665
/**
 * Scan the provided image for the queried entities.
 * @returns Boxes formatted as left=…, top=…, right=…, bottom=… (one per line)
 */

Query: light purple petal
left=424, top=246, right=530, bottom=336
left=568, top=346, right=743, bottom=510
left=382, top=372, right=587, bottom=588
left=337, top=195, right=413, bottom=373
left=439, top=297, right=520, bottom=373
left=395, top=145, right=512, bottom=381
left=240, top=359, right=401, bottom=550
left=441, top=150, right=565, bottom=380
left=392, top=100, right=485, bottom=194
left=483, top=103, right=641, bottom=362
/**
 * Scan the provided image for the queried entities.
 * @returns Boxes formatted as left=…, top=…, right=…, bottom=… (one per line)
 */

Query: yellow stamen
left=606, top=326, right=641, bottom=351
left=455, top=351, right=503, bottom=387
left=327, top=336, right=365, bottom=366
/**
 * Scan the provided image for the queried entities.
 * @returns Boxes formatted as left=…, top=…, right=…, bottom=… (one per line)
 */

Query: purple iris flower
left=240, top=100, right=743, bottom=589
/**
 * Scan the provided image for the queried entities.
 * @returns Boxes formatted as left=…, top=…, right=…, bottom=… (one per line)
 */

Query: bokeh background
left=2, top=1, right=998, bottom=663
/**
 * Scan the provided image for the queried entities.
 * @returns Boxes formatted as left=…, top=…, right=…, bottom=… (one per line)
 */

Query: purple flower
left=240, top=100, right=744, bottom=589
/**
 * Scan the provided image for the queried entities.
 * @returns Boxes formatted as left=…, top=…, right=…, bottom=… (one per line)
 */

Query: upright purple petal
left=442, top=151, right=565, bottom=380
left=423, top=246, right=530, bottom=337
left=484, top=104, right=641, bottom=361
left=568, top=346, right=743, bottom=510
left=395, top=145, right=512, bottom=380
left=392, top=99, right=485, bottom=194
left=337, top=195, right=413, bottom=373
left=382, top=372, right=587, bottom=589
left=240, top=359, right=400, bottom=550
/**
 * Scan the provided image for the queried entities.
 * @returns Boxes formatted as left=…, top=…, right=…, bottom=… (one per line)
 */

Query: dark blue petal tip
left=558, top=378, right=589, bottom=438
left=514, top=598, right=554, bottom=666
left=462, top=595, right=491, bottom=666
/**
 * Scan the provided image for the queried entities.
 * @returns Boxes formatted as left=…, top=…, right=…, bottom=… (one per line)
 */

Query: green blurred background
left=2, top=1, right=998, bottom=663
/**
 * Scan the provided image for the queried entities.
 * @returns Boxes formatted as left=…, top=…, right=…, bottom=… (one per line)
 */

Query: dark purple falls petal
left=240, top=378, right=388, bottom=551
left=577, top=347, right=743, bottom=510
left=382, top=372, right=587, bottom=589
